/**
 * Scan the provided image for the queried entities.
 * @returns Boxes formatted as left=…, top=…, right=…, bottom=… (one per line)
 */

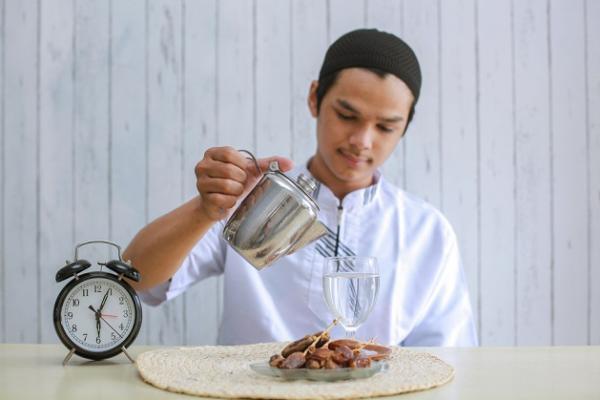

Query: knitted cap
left=318, top=29, right=422, bottom=102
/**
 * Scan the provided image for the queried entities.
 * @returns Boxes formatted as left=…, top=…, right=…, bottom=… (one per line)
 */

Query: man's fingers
left=203, top=159, right=248, bottom=182
left=197, top=176, right=245, bottom=196
left=207, top=146, right=249, bottom=170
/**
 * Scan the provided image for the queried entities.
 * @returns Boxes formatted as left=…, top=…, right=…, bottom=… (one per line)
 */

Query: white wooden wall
left=1, top=0, right=598, bottom=347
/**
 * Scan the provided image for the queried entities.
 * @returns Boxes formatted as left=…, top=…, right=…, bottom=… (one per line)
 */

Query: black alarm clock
left=53, top=240, right=142, bottom=365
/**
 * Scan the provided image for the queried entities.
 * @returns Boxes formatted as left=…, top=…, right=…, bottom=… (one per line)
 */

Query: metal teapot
left=222, top=153, right=327, bottom=270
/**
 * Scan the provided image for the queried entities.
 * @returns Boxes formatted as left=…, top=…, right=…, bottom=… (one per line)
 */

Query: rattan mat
left=137, top=342, right=453, bottom=399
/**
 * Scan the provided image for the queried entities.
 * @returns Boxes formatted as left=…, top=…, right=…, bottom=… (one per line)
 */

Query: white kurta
left=141, top=162, right=478, bottom=347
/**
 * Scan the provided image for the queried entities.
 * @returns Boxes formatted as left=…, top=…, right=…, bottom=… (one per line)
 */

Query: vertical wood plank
left=146, top=0, right=185, bottom=345
left=3, top=0, right=39, bottom=342
left=328, top=0, right=365, bottom=41
left=514, top=0, right=552, bottom=345
left=366, top=0, right=407, bottom=190
left=365, top=0, right=402, bottom=31
left=439, top=0, right=480, bottom=342
left=217, top=0, right=254, bottom=151
left=549, top=0, right=588, bottom=345
left=182, top=0, right=220, bottom=346
left=73, top=1, right=110, bottom=266
left=215, top=0, right=254, bottom=336
left=401, top=1, right=441, bottom=206
left=478, top=0, right=516, bottom=345
left=39, top=0, right=75, bottom=343
left=588, top=0, right=600, bottom=345
left=0, top=0, right=5, bottom=343
left=255, top=0, right=291, bottom=159
left=110, top=0, right=148, bottom=344
left=290, top=0, right=327, bottom=163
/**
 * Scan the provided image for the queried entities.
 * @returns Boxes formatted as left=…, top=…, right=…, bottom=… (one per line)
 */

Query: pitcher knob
left=296, top=174, right=317, bottom=195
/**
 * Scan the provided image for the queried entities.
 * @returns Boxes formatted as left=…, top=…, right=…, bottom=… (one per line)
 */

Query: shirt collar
left=287, top=159, right=382, bottom=211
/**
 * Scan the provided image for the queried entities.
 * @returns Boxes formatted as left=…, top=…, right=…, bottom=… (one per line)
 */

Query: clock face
left=54, top=272, right=142, bottom=359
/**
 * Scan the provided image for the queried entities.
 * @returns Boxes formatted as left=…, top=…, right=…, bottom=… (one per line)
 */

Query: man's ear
left=307, top=80, right=319, bottom=118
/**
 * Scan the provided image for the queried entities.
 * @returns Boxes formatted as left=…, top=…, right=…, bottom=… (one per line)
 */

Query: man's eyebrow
left=336, top=99, right=403, bottom=123
left=336, top=99, right=360, bottom=114
left=378, top=115, right=404, bottom=123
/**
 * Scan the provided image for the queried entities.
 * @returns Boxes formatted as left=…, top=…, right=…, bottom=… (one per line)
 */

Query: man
left=123, top=29, right=478, bottom=346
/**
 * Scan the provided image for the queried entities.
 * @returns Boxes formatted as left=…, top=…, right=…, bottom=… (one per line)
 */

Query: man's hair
left=315, top=66, right=416, bottom=126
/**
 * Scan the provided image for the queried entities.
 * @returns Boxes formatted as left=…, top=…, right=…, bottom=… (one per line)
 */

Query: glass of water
left=322, top=256, right=380, bottom=338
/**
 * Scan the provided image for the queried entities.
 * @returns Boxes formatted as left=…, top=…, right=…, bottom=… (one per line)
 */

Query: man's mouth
left=338, top=149, right=370, bottom=165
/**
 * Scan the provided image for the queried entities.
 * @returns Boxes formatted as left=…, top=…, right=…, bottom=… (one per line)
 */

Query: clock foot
left=62, top=348, right=76, bottom=366
left=122, top=346, right=135, bottom=363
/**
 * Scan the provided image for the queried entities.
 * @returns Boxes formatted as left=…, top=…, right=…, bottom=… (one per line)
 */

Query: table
left=1, top=344, right=599, bottom=399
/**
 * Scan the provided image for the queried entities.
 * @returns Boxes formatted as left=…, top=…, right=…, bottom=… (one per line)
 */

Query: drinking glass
left=322, top=256, right=380, bottom=338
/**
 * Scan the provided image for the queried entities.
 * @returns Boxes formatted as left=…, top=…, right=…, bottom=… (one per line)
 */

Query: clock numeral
left=65, top=312, right=73, bottom=319
left=94, top=284, right=102, bottom=293
left=111, top=332, right=118, bottom=341
left=119, top=296, right=124, bottom=305
left=71, top=324, right=77, bottom=332
left=96, top=337, right=101, bottom=344
left=82, top=289, right=89, bottom=297
left=123, top=310, right=129, bottom=318
left=83, top=333, right=88, bottom=341
left=72, top=299, right=80, bottom=307
left=119, top=323, right=124, bottom=331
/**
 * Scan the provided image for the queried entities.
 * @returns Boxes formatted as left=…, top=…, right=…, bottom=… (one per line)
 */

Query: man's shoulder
left=378, top=179, right=456, bottom=239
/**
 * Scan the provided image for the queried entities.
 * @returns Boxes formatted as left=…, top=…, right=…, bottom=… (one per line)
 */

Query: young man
left=123, top=29, right=478, bottom=346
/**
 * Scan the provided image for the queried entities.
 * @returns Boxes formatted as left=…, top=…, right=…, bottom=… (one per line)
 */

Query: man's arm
left=122, top=196, right=215, bottom=292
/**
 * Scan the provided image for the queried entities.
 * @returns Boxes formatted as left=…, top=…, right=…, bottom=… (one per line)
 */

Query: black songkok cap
left=318, top=29, right=422, bottom=102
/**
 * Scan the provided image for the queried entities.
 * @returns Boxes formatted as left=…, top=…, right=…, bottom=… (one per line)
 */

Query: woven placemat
left=137, top=342, right=454, bottom=399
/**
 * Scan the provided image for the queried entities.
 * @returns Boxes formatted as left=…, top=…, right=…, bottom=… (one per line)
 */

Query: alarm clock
left=53, top=240, right=142, bottom=365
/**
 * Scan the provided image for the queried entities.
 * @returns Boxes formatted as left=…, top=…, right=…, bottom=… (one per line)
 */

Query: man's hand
left=194, top=147, right=293, bottom=221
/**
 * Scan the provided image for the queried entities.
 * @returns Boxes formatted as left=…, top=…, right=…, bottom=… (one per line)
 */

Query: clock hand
left=98, top=290, right=110, bottom=313
left=89, top=305, right=101, bottom=337
left=98, top=314, right=123, bottom=339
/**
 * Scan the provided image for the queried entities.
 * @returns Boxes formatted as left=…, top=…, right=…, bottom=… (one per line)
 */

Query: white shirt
left=141, top=162, right=478, bottom=346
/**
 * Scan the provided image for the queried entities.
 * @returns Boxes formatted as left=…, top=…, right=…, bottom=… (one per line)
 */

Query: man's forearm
left=122, top=196, right=217, bottom=292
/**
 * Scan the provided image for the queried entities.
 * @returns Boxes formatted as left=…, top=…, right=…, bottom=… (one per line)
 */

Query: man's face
left=308, top=68, right=414, bottom=198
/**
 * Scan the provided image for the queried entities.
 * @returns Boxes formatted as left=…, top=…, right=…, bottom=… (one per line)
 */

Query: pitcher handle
left=238, top=149, right=262, bottom=175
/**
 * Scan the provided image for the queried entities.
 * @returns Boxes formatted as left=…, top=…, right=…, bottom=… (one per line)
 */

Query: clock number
left=111, top=332, right=117, bottom=341
left=94, top=284, right=102, bottom=293
left=66, top=312, right=73, bottom=319
left=119, top=323, right=124, bottom=331
left=96, top=337, right=101, bottom=344
left=83, top=333, right=88, bottom=341
left=71, top=324, right=77, bottom=332
left=82, top=289, right=89, bottom=297
left=119, top=296, right=124, bottom=305
left=123, top=310, right=129, bottom=318
left=72, top=299, right=80, bottom=307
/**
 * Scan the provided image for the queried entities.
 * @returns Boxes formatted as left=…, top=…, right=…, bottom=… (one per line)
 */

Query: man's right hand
left=194, top=147, right=294, bottom=221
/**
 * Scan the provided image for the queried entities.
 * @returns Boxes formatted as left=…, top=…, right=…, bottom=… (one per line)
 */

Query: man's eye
left=336, top=112, right=356, bottom=121
left=377, top=124, right=394, bottom=133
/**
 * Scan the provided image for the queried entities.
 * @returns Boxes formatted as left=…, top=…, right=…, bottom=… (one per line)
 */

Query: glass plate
left=249, top=361, right=389, bottom=382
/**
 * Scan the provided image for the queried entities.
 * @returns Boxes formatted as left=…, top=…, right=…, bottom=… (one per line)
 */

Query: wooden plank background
left=1, top=0, right=598, bottom=346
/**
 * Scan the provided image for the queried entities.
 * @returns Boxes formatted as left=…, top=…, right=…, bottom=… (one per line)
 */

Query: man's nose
left=348, top=124, right=374, bottom=150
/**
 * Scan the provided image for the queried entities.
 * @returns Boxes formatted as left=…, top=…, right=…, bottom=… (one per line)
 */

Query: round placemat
left=137, top=342, right=454, bottom=399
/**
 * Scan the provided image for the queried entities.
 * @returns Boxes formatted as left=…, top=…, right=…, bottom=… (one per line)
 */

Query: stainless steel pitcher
left=222, top=156, right=327, bottom=270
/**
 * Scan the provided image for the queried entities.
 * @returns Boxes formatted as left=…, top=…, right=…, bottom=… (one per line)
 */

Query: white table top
left=1, top=344, right=599, bottom=399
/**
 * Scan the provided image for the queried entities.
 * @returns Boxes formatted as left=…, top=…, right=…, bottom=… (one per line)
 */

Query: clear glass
left=322, top=256, right=380, bottom=338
